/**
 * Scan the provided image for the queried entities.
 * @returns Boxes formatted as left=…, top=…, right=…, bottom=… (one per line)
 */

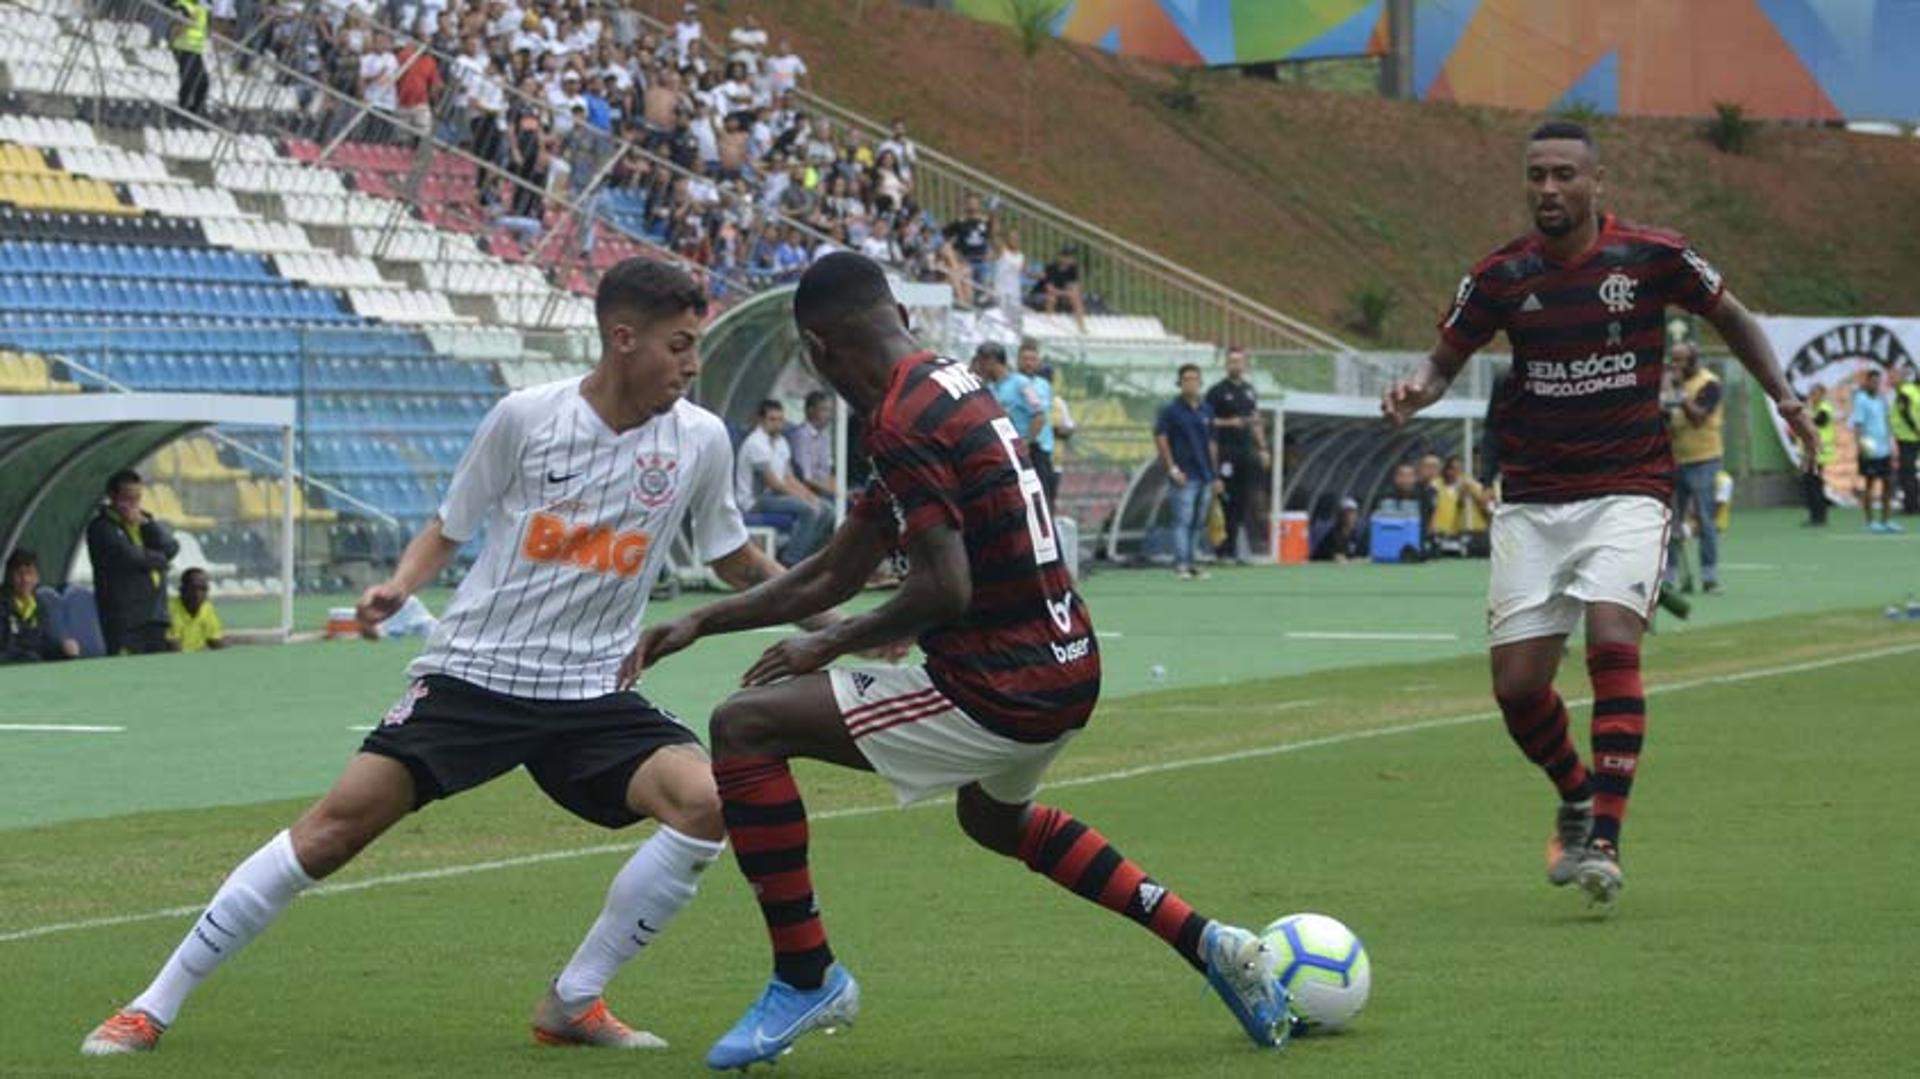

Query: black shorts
left=1860, top=455, right=1892, bottom=480
left=360, top=675, right=701, bottom=829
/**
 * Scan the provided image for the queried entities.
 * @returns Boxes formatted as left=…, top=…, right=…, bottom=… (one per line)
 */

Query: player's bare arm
left=622, top=516, right=893, bottom=685
left=1703, top=291, right=1820, bottom=466
left=739, top=521, right=970, bottom=687
left=707, top=539, right=842, bottom=632
left=1382, top=335, right=1472, bottom=427
left=355, top=516, right=461, bottom=626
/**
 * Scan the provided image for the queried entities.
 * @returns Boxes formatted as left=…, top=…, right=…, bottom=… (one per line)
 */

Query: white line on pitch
left=1720, top=563, right=1780, bottom=571
left=6, top=640, right=1917, bottom=946
left=0, top=724, right=124, bottom=733
left=1285, top=631, right=1459, bottom=642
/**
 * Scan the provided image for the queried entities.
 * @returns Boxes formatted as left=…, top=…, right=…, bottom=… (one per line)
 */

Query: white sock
left=553, top=826, right=725, bottom=1007
left=129, top=830, right=315, bottom=1025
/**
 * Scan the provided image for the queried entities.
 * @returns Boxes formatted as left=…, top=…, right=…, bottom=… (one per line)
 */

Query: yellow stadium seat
left=23, top=353, right=79, bottom=393
left=236, top=478, right=272, bottom=521
left=186, top=438, right=245, bottom=480
left=145, top=482, right=217, bottom=531
left=0, top=143, right=49, bottom=173
left=147, top=441, right=182, bottom=478
left=293, top=483, right=338, bottom=522
left=0, top=352, right=59, bottom=394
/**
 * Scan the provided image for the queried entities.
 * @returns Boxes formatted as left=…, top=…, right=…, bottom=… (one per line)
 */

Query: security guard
left=1804, top=383, right=1837, bottom=526
left=1665, top=343, right=1725, bottom=591
left=1893, top=366, right=1920, bottom=516
left=171, top=0, right=209, bottom=117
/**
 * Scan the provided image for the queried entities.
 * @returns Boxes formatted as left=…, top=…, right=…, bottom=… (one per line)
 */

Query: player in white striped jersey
left=82, top=260, right=882, bottom=1057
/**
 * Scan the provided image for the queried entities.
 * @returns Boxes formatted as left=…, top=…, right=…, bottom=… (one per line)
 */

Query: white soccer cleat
left=1576, top=840, right=1624, bottom=914
left=80, top=1009, right=165, bottom=1055
left=532, top=987, right=668, bottom=1049
left=1200, top=923, right=1290, bottom=1048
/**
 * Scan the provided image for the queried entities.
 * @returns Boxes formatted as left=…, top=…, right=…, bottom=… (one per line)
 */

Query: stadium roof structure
left=0, top=393, right=295, bottom=598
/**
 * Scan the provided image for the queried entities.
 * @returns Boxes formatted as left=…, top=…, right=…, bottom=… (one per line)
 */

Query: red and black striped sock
left=1587, top=643, right=1646, bottom=848
left=1499, top=686, right=1594, bottom=801
left=714, top=756, right=834, bottom=990
left=1018, top=804, right=1210, bottom=972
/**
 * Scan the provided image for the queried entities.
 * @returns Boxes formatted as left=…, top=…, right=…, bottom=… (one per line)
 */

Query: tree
left=1007, top=0, right=1063, bottom=161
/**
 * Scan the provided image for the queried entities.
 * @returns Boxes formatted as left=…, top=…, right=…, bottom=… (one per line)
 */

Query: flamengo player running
left=81, top=260, right=869, bottom=1055
left=1383, top=122, right=1818, bottom=910
left=634, top=253, right=1290, bottom=1070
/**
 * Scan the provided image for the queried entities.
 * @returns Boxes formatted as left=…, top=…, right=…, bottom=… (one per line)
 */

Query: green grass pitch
left=2, top=510, right=1916, bottom=1077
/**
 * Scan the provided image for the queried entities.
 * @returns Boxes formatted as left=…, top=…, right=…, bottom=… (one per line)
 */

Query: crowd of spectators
left=2, top=470, right=226, bottom=665
left=235, top=0, right=1081, bottom=306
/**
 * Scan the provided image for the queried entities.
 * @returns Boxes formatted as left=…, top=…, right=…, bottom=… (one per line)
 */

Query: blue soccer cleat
left=706, top=965, right=860, bottom=1071
left=1201, top=922, right=1292, bottom=1048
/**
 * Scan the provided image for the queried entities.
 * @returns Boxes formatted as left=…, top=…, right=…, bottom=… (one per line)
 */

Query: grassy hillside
left=677, top=0, right=1920, bottom=347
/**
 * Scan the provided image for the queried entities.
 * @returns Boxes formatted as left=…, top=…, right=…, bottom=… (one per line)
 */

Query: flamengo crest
left=1598, top=270, right=1636, bottom=314
left=633, top=451, right=679, bottom=508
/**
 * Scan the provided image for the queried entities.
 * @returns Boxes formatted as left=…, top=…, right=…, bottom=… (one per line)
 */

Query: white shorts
left=1486, top=495, right=1669, bottom=647
left=829, top=666, right=1070, bottom=806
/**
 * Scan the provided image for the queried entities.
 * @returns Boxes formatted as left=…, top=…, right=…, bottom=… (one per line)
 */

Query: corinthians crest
left=633, top=451, right=679, bottom=508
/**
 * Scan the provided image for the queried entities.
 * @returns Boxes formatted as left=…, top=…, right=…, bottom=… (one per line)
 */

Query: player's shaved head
left=793, top=252, right=919, bottom=412
left=1525, top=119, right=1604, bottom=242
left=1529, top=119, right=1597, bottom=158
left=793, top=251, right=894, bottom=336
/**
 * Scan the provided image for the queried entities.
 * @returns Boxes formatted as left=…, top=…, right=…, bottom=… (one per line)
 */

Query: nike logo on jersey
left=547, top=470, right=583, bottom=484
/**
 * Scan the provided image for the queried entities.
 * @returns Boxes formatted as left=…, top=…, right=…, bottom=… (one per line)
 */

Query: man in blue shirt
left=1852, top=368, right=1901, bottom=532
left=1016, top=339, right=1058, bottom=509
left=971, top=341, right=1046, bottom=453
left=1154, top=363, right=1220, bottom=579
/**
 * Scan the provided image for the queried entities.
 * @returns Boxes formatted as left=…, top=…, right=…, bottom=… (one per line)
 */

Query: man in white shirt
left=763, top=42, right=808, bottom=97
left=672, top=2, right=703, bottom=66
left=735, top=398, right=832, bottom=565
left=80, top=261, right=892, bottom=1057
left=858, top=215, right=901, bottom=264
left=877, top=117, right=918, bottom=172
left=358, top=32, right=401, bottom=112
left=728, top=13, right=768, bottom=73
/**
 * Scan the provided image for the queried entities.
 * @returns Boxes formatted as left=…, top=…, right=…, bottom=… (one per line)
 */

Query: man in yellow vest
left=1892, top=366, right=1920, bottom=516
left=1664, top=344, right=1724, bottom=592
left=171, top=0, right=210, bottom=118
left=1803, top=383, right=1836, bottom=526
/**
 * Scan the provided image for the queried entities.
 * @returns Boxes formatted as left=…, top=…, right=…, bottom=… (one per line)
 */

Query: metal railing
left=10, top=0, right=769, bottom=315
left=229, top=0, right=887, bottom=290
left=628, top=1, right=1355, bottom=354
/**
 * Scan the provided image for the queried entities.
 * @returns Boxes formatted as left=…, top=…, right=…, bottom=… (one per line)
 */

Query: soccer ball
left=1261, top=913, right=1370, bottom=1033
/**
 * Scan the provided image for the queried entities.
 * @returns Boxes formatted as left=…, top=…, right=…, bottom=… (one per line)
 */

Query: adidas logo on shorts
left=850, top=671, right=877, bottom=698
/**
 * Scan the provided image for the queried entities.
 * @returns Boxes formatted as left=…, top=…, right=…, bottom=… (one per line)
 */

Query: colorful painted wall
left=1414, top=0, right=1918, bottom=122
left=947, top=0, right=1386, bottom=67
left=940, top=0, right=1920, bottom=122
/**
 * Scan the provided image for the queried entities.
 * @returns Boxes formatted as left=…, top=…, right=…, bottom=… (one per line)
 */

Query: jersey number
left=990, top=416, right=1059, bottom=567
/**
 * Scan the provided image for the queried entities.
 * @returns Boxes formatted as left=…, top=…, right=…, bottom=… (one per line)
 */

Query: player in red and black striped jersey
left=1384, top=121, right=1819, bottom=912
left=634, top=253, right=1292, bottom=1067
